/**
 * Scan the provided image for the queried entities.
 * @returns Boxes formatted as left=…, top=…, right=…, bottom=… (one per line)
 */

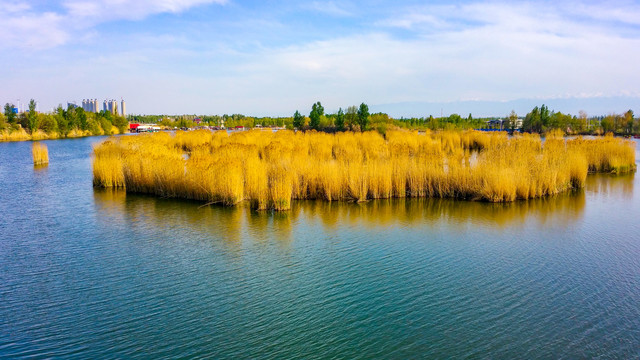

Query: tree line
left=1, top=99, right=128, bottom=136
left=17, top=98, right=633, bottom=137
left=521, top=104, right=638, bottom=135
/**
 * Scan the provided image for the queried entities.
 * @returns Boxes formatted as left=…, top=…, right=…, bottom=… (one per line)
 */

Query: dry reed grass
left=32, top=142, right=49, bottom=165
left=92, top=129, right=636, bottom=210
left=1, top=129, right=31, bottom=142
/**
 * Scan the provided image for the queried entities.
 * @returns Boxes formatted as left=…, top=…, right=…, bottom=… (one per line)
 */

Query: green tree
left=17, top=112, right=28, bottom=130
left=78, top=108, right=89, bottom=130
left=523, top=106, right=542, bottom=133
left=426, top=115, right=439, bottom=130
left=56, top=106, right=69, bottom=136
left=447, top=113, right=462, bottom=125
left=577, top=110, right=588, bottom=133
left=503, top=110, right=515, bottom=132
left=357, top=103, right=369, bottom=132
left=0, top=110, right=6, bottom=131
left=345, top=106, right=358, bottom=130
left=293, top=110, right=304, bottom=129
left=540, top=104, right=550, bottom=129
left=113, top=115, right=128, bottom=134
left=601, top=115, right=615, bottom=133
left=27, top=99, right=38, bottom=133
left=38, top=113, right=58, bottom=133
left=335, top=107, right=345, bottom=131
left=66, top=104, right=78, bottom=130
left=309, top=101, right=324, bottom=130
left=4, top=103, right=16, bottom=124
left=624, top=110, right=634, bottom=134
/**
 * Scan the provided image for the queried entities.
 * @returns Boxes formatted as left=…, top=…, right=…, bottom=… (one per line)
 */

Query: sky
left=1, top=0, right=640, bottom=117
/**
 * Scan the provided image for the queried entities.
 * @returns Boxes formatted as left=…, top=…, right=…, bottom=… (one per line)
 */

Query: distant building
left=121, top=99, right=126, bottom=117
left=82, top=99, right=98, bottom=112
left=80, top=98, right=124, bottom=114
left=82, top=99, right=99, bottom=113
left=103, top=99, right=118, bottom=115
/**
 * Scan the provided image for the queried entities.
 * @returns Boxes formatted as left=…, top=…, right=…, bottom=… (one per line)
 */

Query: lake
left=1, top=136, right=639, bottom=358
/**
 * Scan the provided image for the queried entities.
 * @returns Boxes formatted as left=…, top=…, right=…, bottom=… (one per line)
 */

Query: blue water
left=1, top=137, right=639, bottom=358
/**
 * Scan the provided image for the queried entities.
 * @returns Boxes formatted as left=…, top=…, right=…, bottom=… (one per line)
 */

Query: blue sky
left=1, top=0, right=640, bottom=117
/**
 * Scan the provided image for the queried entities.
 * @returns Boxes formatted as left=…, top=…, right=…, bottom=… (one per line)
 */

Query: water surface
left=1, top=137, right=639, bottom=358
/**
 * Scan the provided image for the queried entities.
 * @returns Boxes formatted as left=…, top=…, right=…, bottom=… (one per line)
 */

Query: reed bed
left=32, top=142, right=49, bottom=166
left=92, top=130, right=636, bottom=210
left=1, top=129, right=31, bottom=142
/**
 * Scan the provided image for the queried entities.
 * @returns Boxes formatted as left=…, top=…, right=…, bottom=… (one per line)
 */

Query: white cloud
left=0, top=10, right=68, bottom=49
left=0, top=1, right=31, bottom=12
left=64, top=0, right=227, bottom=21
left=0, top=0, right=226, bottom=50
left=305, top=1, right=353, bottom=17
left=217, top=1, right=640, bottom=112
left=2, top=1, right=640, bottom=115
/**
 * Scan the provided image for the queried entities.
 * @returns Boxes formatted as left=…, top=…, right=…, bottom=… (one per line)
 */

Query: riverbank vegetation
left=131, top=101, right=640, bottom=136
left=92, top=129, right=636, bottom=210
left=32, top=142, right=49, bottom=166
left=521, top=105, right=640, bottom=136
left=5, top=98, right=640, bottom=141
left=1, top=100, right=128, bottom=142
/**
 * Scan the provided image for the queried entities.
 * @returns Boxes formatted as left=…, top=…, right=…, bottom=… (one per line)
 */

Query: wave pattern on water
left=1, top=138, right=640, bottom=358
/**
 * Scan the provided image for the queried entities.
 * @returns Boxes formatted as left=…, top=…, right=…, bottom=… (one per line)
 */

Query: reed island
left=91, top=129, right=636, bottom=210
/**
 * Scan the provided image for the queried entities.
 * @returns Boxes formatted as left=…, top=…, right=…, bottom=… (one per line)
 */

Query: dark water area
left=1, top=137, right=639, bottom=359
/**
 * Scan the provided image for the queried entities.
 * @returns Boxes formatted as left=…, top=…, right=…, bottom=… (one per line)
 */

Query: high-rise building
left=121, top=99, right=126, bottom=117
left=81, top=98, right=124, bottom=114
left=106, top=99, right=118, bottom=114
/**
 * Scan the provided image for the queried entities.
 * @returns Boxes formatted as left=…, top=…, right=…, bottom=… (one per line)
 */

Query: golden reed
left=92, top=130, right=636, bottom=210
left=32, top=142, right=49, bottom=166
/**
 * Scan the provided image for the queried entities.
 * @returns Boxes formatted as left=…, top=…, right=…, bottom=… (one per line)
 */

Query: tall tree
left=601, top=115, right=615, bottom=133
left=523, top=106, right=541, bottom=133
left=4, top=103, right=16, bottom=124
left=540, top=104, right=550, bottom=130
left=76, top=107, right=88, bottom=130
left=293, top=110, right=304, bottom=129
left=27, top=99, right=38, bottom=133
left=578, top=110, right=588, bottom=133
left=624, top=110, right=634, bottom=134
left=504, top=110, right=518, bottom=132
left=309, top=101, right=324, bottom=130
left=345, top=106, right=358, bottom=130
left=357, top=103, right=369, bottom=132
left=335, top=107, right=345, bottom=131
left=56, top=106, right=69, bottom=135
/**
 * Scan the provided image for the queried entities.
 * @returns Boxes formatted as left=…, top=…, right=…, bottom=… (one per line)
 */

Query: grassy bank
left=92, top=130, right=636, bottom=210
left=0, top=127, right=122, bottom=142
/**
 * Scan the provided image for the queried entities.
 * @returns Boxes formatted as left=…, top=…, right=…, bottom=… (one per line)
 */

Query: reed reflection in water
left=94, top=188, right=588, bottom=243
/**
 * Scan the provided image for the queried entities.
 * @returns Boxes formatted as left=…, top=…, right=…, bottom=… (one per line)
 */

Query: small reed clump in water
left=92, top=130, right=636, bottom=210
left=32, top=142, right=49, bottom=166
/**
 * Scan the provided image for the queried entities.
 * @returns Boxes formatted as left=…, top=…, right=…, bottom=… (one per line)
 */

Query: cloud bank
left=0, top=0, right=226, bottom=49
left=1, top=1, right=640, bottom=115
